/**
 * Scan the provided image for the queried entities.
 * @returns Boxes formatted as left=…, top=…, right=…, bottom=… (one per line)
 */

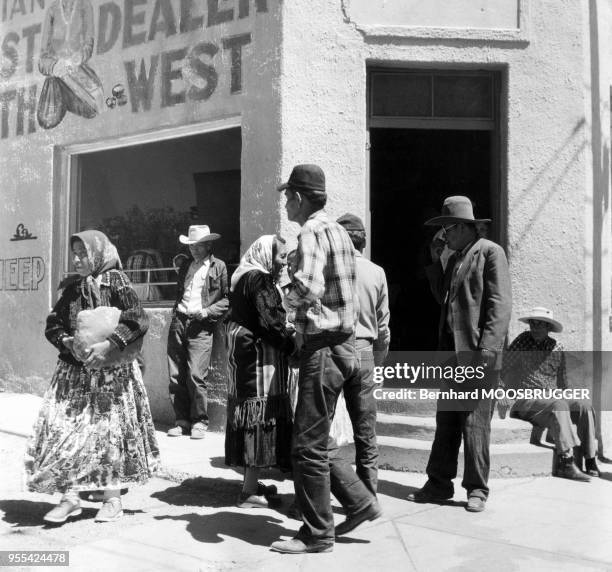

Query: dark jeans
left=424, top=377, right=495, bottom=501
left=292, top=333, right=375, bottom=542
left=343, top=340, right=378, bottom=496
left=167, top=313, right=213, bottom=425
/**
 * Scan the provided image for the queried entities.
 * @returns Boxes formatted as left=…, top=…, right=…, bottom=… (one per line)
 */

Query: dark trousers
left=425, top=395, right=494, bottom=500
left=167, top=313, right=213, bottom=425
left=343, top=340, right=378, bottom=496
left=292, top=333, right=375, bottom=542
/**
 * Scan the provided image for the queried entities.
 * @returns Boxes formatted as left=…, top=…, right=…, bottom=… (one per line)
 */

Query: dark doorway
left=370, top=128, right=492, bottom=351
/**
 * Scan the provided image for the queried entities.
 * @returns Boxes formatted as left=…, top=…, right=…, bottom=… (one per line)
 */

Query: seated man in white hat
left=167, top=225, right=229, bottom=439
left=501, top=307, right=599, bottom=480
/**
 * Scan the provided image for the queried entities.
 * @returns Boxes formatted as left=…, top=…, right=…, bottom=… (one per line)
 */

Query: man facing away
left=336, top=213, right=390, bottom=498
left=408, top=196, right=512, bottom=513
left=270, top=164, right=379, bottom=554
left=167, top=225, right=229, bottom=439
left=502, top=306, right=599, bottom=480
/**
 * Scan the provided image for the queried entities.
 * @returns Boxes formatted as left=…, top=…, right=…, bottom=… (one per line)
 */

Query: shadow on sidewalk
left=377, top=480, right=465, bottom=507
left=0, top=500, right=96, bottom=527
left=154, top=511, right=296, bottom=546
left=598, top=471, right=612, bottom=482
left=151, top=477, right=240, bottom=508
left=209, top=456, right=293, bottom=482
left=377, top=479, right=419, bottom=500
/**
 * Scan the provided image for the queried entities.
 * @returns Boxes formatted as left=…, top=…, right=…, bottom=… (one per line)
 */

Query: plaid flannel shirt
left=285, top=210, right=359, bottom=335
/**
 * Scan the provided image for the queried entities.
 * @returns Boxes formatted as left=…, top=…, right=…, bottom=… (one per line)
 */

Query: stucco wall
left=279, top=0, right=610, bottom=352
left=0, top=0, right=283, bottom=423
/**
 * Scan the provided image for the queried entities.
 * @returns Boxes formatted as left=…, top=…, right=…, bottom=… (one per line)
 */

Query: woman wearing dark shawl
left=225, top=235, right=296, bottom=508
left=25, top=231, right=160, bottom=524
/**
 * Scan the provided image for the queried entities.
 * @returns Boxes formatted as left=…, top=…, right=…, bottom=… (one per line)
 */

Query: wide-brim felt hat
left=425, top=195, right=491, bottom=226
left=179, top=225, right=221, bottom=244
left=518, top=307, right=563, bottom=333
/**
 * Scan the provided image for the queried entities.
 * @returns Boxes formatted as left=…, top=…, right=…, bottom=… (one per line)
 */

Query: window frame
left=51, top=115, right=242, bottom=307
left=369, top=69, right=496, bottom=131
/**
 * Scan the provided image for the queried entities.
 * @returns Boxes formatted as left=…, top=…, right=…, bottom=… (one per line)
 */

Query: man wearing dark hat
left=408, top=196, right=512, bottom=513
left=336, top=212, right=390, bottom=500
left=166, top=225, right=229, bottom=439
left=270, top=165, right=379, bottom=554
left=502, top=307, right=599, bottom=480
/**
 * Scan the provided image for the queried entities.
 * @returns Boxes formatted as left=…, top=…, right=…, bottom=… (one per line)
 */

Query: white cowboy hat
left=518, top=307, right=563, bottom=333
left=179, top=225, right=221, bottom=245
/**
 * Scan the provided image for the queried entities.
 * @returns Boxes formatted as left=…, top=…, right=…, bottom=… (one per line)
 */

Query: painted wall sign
left=0, top=256, right=45, bottom=289
left=36, top=0, right=104, bottom=129
left=0, top=0, right=268, bottom=137
left=10, top=222, right=37, bottom=240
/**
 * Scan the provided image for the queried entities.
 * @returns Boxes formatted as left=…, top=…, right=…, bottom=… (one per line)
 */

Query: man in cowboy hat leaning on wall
left=501, top=307, right=599, bottom=480
left=408, top=196, right=512, bottom=513
left=167, top=225, right=229, bottom=439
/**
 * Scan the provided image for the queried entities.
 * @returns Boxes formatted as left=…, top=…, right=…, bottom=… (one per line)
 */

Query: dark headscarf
left=60, top=230, right=122, bottom=307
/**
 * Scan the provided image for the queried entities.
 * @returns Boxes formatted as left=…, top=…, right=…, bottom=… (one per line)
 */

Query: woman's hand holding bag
left=73, top=306, right=143, bottom=369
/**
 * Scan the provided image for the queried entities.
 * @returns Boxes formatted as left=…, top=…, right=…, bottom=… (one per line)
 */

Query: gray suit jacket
left=426, top=238, right=512, bottom=369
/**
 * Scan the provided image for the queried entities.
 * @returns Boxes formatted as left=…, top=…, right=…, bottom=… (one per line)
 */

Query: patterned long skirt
left=25, top=359, right=160, bottom=494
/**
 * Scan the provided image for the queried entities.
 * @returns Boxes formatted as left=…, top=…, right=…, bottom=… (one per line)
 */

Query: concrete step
left=355, top=412, right=554, bottom=477
left=376, top=413, right=534, bottom=444
left=341, top=438, right=555, bottom=478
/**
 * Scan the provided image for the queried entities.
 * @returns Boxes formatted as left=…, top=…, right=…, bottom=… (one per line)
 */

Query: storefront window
left=71, top=127, right=241, bottom=305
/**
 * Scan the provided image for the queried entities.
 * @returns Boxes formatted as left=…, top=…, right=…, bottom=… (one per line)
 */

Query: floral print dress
left=25, top=231, right=160, bottom=493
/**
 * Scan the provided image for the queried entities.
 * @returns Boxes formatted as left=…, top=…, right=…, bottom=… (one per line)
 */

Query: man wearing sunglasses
left=408, top=196, right=512, bottom=513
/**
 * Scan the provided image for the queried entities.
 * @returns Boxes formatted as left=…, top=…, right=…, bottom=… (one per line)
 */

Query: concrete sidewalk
left=1, top=392, right=611, bottom=571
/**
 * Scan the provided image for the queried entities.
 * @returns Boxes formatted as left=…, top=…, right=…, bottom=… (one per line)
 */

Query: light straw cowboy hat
left=179, top=225, right=221, bottom=245
left=425, top=196, right=491, bottom=226
left=518, top=307, right=563, bottom=333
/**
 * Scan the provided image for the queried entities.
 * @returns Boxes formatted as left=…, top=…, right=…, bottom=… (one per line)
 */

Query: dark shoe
left=335, top=501, right=382, bottom=536
left=556, top=455, right=591, bottom=482
left=407, top=488, right=452, bottom=504
left=585, top=457, right=601, bottom=477
left=236, top=492, right=268, bottom=509
left=270, top=537, right=333, bottom=554
left=465, top=496, right=486, bottom=513
left=257, top=482, right=278, bottom=498
left=43, top=499, right=82, bottom=524
left=190, top=422, right=207, bottom=439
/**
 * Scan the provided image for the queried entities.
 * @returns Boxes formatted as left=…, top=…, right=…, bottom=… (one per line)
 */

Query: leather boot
left=585, top=457, right=601, bottom=477
left=556, top=455, right=591, bottom=482
left=573, top=446, right=584, bottom=472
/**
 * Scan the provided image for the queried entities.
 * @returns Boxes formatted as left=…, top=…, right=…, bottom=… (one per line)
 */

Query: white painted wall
left=279, top=0, right=610, bottom=353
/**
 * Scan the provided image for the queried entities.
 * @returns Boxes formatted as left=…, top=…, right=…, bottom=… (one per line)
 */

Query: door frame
left=365, top=67, right=506, bottom=248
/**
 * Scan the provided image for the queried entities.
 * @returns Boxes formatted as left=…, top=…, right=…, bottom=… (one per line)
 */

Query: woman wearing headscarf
left=25, top=231, right=160, bottom=524
left=225, top=235, right=296, bottom=508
